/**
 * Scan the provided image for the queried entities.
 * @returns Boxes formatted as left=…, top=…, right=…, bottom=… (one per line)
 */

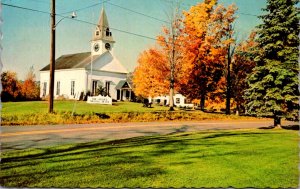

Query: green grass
left=1, top=101, right=169, bottom=115
left=1, top=101, right=264, bottom=125
left=1, top=129, right=298, bottom=188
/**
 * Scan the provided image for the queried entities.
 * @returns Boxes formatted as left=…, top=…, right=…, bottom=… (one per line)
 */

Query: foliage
left=133, top=0, right=237, bottom=111
left=133, top=15, right=185, bottom=100
left=179, top=1, right=237, bottom=110
left=1, top=71, right=22, bottom=102
left=21, top=67, right=40, bottom=101
left=133, top=48, right=169, bottom=98
left=1, top=68, right=40, bottom=102
left=1, top=130, right=298, bottom=188
left=230, top=31, right=258, bottom=113
left=156, top=3, right=184, bottom=109
left=245, top=0, right=299, bottom=124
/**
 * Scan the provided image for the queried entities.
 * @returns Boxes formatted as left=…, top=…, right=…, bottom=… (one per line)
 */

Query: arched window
left=106, top=28, right=110, bottom=36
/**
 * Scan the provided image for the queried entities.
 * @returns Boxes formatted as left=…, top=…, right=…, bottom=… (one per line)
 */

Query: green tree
left=245, top=0, right=299, bottom=126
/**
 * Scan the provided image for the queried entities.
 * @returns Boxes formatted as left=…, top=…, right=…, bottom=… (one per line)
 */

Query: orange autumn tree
left=156, top=16, right=185, bottom=109
left=21, top=66, right=40, bottom=100
left=133, top=48, right=169, bottom=98
left=133, top=5, right=184, bottom=102
left=231, top=31, right=258, bottom=114
left=179, top=1, right=237, bottom=110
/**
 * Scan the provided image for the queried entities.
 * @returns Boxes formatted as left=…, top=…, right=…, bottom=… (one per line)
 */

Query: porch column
left=121, top=89, right=123, bottom=101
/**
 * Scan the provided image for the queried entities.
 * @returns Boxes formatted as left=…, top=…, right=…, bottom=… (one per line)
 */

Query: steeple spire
left=93, top=8, right=114, bottom=42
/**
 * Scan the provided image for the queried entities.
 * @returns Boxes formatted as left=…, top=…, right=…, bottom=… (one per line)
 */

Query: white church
left=40, top=8, right=133, bottom=101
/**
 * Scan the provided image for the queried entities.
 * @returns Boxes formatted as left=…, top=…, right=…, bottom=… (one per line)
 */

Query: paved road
left=1, top=120, right=297, bottom=151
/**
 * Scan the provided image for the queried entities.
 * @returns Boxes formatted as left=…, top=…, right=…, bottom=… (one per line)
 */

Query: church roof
left=40, top=51, right=128, bottom=74
left=40, top=52, right=92, bottom=71
left=116, top=80, right=132, bottom=89
left=93, top=8, right=114, bottom=42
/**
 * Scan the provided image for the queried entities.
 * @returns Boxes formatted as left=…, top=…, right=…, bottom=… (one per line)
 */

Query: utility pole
left=49, top=0, right=55, bottom=113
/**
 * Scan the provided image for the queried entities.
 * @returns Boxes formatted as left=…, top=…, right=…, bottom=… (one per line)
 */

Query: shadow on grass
left=1, top=136, right=169, bottom=187
left=171, top=126, right=188, bottom=134
left=281, top=125, right=299, bottom=130
left=1, top=130, right=291, bottom=187
left=2, top=129, right=280, bottom=164
left=259, top=125, right=299, bottom=130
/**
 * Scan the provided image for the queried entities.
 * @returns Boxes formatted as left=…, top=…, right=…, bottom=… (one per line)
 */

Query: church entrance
left=117, top=90, right=120, bottom=100
left=116, top=80, right=134, bottom=101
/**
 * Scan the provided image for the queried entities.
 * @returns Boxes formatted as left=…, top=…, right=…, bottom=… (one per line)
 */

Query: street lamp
left=55, top=12, right=77, bottom=29
left=48, top=2, right=77, bottom=113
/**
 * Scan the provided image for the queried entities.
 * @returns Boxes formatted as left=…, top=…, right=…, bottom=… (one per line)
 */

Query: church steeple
left=93, top=8, right=114, bottom=42
left=91, top=8, right=115, bottom=56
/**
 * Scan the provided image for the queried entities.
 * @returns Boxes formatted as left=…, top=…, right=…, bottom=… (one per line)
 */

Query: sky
left=1, top=0, right=266, bottom=80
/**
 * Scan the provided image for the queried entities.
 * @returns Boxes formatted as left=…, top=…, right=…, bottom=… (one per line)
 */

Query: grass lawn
left=1, top=101, right=169, bottom=115
left=1, top=129, right=298, bottom=188
left=1, top=101, right=264, bottom=125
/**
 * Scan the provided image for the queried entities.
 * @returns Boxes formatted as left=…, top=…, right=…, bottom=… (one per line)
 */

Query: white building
left=40, top=8, right=133, bottom=101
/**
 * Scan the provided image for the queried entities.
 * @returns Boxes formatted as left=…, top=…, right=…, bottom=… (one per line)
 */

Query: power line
left=237, top=12, right=259, bottom=17
left=1, top=2, right=259, bottom=44
left=2, top=2, right=159, bottom=42
left=106, top=2, right=169, bottom=24
left=2, top=2, right=51, bottom=15
left=3, top=0, right=50, bottom=4
left=60, top=0, right=110, bottom=15
left=58, top=0, right=169, bottom=23
left=159, top=0, right=192, bottom=9
left=160, top=0, right=259, bottom=17
left=2, top=0, right=65, bottom=10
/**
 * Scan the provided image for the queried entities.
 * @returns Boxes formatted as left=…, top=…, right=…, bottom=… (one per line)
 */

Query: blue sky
left=1, top=0, right=266, bottom=80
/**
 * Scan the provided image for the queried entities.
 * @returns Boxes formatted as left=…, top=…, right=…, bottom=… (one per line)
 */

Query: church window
left=185, top=98, right=191, bottom=104
left=106, top=28, right=110, bottom=36
left=43, top=82, right=47, bottom=97
left=71, top=81, right=75, bottom=96
left=56, top=81, right=60, bottom=95
left=92, top=80, right=98, bottom=96
left=96, top=31, right=99, bottom=36
left=176, top=98, right=180, bottom=104
left=105, top=81, right=110, bottom=96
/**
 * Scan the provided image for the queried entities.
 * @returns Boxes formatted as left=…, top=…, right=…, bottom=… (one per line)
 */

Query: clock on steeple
left=91, top=8, right=115, bottom=56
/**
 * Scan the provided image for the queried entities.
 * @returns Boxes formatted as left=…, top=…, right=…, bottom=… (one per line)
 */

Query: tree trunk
left=169, top=87, right=174, bottom=111
left=226, top=42, right=231, bottom=115
left=274, top=114, right=281, bottom=128
left=235, top=102, right=239, bottom=116
left=169, top=31, right=175, bottom=112
left=200, top=94, right=205, bottom=111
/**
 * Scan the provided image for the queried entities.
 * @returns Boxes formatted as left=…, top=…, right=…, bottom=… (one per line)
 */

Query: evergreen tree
left=245, top=0, right=299, bottom=126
